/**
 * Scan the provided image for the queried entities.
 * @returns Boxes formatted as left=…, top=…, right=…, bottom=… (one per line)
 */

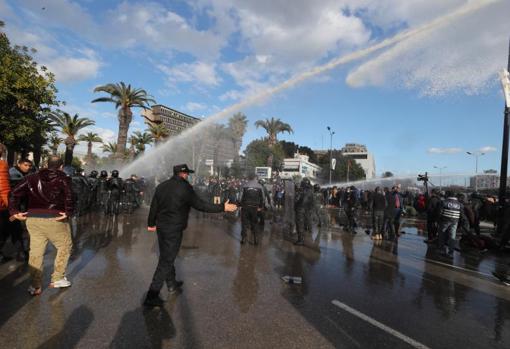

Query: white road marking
left=331, top=300, right=431, bottom=349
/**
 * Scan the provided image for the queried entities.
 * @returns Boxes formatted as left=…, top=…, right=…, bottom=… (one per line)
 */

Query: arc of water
left=121, top=0, right=501, bottom=177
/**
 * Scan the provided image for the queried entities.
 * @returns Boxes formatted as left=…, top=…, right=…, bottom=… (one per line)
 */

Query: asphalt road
left=0, top=208, right=509, bottom=348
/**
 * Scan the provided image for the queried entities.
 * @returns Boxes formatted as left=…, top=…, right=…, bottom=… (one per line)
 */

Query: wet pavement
left=1, top=209, right=510, bottom=348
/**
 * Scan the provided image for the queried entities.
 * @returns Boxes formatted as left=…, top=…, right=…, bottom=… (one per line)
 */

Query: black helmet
left=111, top=170, right=119, bottom=178
left=313, top=183, right=321, bottom=191
left=301, top=178, right=311, bottom=188
left=90, top=170, right=98, bottom=178
left=100, top=170, right=108, bottom=178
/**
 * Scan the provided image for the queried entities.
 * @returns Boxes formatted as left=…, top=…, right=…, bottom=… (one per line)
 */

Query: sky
left=1, top=0, right=510, bottom=176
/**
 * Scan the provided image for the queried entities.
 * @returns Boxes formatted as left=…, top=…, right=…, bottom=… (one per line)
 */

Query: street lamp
left=327, top=126, right=335, bottom=185
left=466, top=151, right=485, bottom=174
left=433, top=166, right=447, bottom=191
left=467, top=151, right=485, bottom=192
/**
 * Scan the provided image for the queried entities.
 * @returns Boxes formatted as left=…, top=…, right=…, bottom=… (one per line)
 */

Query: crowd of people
left=1, top=147, right=509, bottom=298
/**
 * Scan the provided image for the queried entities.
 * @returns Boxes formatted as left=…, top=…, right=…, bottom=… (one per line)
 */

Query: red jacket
left=9, top=168, right=73, bottom=218
left=0, top=160, right=10, bottom=211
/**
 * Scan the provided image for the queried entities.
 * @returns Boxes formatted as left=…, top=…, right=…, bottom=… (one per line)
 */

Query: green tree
left=147, top=122, right=169, bottom=145
left=254, top=117, right=293, bottom=167
left=92, top=82, right=155, bottom=159
left=317, top=150, right=365, bottom=182
left=227, top=112, right=248, bottom=161
left=382, top=171, right=394, bottom=178
left=131, top=131, right=153, bottom=154
left=78, top=132, right=103, bottom=162
left=102, top=142, right=117, bottom=155
left=0, top=21, right=59, bottom=165
left=48, top=133, right=63, bottom=155
left=244, top=139, right=285, bottom=171
left=49, top=111, right=95, bottom=166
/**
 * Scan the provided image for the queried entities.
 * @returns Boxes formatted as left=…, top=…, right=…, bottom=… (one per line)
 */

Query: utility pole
left=327, top=126, right=335, bottom=185
left=497, top=38, right=510, bottom=236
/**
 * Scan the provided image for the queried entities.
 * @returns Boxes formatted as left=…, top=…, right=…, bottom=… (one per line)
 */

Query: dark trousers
left=241, top=207, right=258, bottom=238
left=149, top=228, right=183, bottom=293
left=427, top=214, right=438, bottom=240
left=0, top=210, right=27, bottom=255
left=372, top=210, right=384, bottom=233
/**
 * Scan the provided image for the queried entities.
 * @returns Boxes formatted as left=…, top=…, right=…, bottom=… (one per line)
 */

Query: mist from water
left=120, top=0, right=500, bottom=178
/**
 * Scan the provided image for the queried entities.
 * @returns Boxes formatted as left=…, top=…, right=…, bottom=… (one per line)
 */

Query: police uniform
left=437, top=195, right=462, bottom=257
left=240, top=179, right=265, bottom=245
left=295, top=178, right=314, bottom=245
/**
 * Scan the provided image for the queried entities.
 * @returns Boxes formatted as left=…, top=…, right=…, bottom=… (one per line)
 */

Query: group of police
left=66, top=168, right=144, bottom=217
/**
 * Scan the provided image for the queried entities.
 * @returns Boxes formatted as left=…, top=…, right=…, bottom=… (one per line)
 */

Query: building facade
left=280, top=153, right=322, bottom=179
left=341, top=143, right=376, bottom=179
left=142, top=104, right=239, bottom=174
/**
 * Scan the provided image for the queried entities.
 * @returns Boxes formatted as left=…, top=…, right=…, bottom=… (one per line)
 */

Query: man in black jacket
left=144, top=164, right=237, bottom=307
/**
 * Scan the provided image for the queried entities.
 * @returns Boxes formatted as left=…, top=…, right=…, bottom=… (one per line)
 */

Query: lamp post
left=327, top=126, right=335, bottom=185
left=497, top=40, right=510, bottom=236
left=434, top=166, right=447, bottom=191
left=467, top=151, right=485, bottom=192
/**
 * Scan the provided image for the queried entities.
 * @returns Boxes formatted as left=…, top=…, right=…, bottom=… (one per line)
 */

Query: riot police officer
left=313, top=183, right=328, bottom=228
left=87, top=170, right=99, bottom=211
left=344, top=186, right=359, bottom=234
left=71, top=168, right=90, bottom=216
left=106, top=170, right=123, bottom=215
left=295, top=178, right=314, bottom=245
left=240, top=174, right=265, bottom=245
left=437, top=191, right=462, bottom=258
left=123, top=174, right=140, bottom=213
left=97, top=170, right=109, bottom=213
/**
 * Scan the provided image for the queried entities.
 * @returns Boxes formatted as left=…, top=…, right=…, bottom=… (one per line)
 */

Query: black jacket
left=148, top=175, right=223, bottom=230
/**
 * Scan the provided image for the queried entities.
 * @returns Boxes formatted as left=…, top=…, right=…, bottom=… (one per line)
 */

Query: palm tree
left=91, top=82, right=156, bottom=159
left=48, top=111, right=95, bottom=166
left=102, top=142, right=117, bottom=155
left=228, top=112, right=248, bottom=161
left=48, top=133, right=63, bottom=155
left=78, top=132, right=103, bottom=161
left=254, top=117, right=293, bottom=167
left=147, top=123, right=169, bottom=145
left=131, top=131, right=153, bottom=154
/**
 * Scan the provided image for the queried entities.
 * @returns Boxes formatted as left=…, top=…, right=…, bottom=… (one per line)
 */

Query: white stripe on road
left=331, top=300, right=431, bottom=349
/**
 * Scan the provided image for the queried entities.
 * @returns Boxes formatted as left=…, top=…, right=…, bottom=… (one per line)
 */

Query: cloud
left=428, top=147, right=463, bottom=154
left=478, top=146, right=497, bottom=153
left=184, top=102, right=207, bottom=112
left=43, top=49, right=101, bottom=82
left=346, top=0, right=510, bottom=95
left=158, top=62, right=220, bottom=86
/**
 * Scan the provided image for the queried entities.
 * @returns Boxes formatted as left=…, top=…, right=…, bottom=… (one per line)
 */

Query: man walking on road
left=145, top=164, right=237, bottom=307
left=9, top=156, right=73, bottom=296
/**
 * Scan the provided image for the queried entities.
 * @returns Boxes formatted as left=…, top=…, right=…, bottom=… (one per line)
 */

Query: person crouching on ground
left=9, top=156, right=73, bottom=296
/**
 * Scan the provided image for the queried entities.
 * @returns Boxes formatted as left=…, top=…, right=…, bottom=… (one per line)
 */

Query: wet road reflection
left=0, top=209, right=509, bottom=348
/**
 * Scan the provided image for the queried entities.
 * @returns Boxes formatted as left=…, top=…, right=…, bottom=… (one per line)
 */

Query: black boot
left=143, top=290, right=164, bottom=307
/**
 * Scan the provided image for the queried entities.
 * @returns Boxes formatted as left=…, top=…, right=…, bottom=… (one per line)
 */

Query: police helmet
left=111, top=170, right=119, bottom=178
left=301, top=178, right=311, bottom=188
left=90, top=170, right=98, bottom=178
left=100, top=170, right=108, bottom=178
left=313, top=183, right=321, bottom=191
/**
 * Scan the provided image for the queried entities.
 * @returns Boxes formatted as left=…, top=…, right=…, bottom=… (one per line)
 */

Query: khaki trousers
left=26, top=217, right=72, bottom=288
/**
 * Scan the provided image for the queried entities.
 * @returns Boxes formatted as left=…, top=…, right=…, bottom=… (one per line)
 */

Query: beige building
left=341, top=143, right=376, bottom=179
left=142, top=104, right=239, bottom=174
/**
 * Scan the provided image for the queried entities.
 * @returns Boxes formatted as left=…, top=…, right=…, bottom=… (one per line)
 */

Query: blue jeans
left=438, top=220, right=458, bottom=253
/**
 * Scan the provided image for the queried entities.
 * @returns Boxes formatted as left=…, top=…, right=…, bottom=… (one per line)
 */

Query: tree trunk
left=87, top=142, right=93, bottom=160
left=33, top=145, right=42, bottom=168
left=116, top=107, right=132, bottom=159
left=7, top=147, right=15, bottom=167
left=64, top=145, right=74, bottom=166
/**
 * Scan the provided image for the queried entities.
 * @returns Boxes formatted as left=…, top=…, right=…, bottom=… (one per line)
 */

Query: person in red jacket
left=9, top=155, right=74, bottom=295
left=0, top=144, right=11, bottom=263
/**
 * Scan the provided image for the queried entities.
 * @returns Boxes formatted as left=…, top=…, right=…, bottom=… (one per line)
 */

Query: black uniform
left=147, top=175, right=223, bottom=295
left=71, top=173, right=89, bottom=216
left=87, top=171, right=99, bottom=211
left=97, top=171, right=109, bottom=212
left=295, top=179, right=314, bottom=244
left=122, top=177, right=140, bottom=213
left=426, top=193, right=442, bottom=241
left=343, top=187, right=359, bottom=233
left=240, top=179, right=265, bottom=245
left=106, top=171, right=123, bottom=215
